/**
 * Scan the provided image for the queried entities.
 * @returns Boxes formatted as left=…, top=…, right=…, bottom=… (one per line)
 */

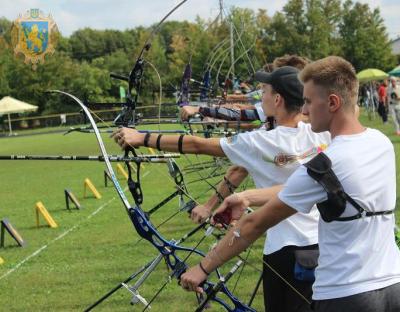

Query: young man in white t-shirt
left=180, top=56, right=400, bottom=312
left=113, top=66, right=331, bottom=311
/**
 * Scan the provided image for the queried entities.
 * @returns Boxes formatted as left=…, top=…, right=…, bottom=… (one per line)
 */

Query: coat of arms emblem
left=11, top=9, right=59, bottom=70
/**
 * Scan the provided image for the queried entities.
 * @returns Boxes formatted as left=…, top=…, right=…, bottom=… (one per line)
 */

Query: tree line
left=0, top=0, right=397, bottom=115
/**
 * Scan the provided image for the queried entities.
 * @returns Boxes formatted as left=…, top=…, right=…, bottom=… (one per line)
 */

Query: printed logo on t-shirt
left=262, top=144, right=327, bottom=167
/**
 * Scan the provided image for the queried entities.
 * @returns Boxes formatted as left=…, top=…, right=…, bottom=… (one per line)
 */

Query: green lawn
left=0, top=123, right=262, bottom=311
left=0, top=111, right=399, bottom=311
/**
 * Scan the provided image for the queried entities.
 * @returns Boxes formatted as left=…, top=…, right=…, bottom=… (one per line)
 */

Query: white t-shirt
left=220, top=121, right=331, bottom=254
left=279, top=128, right=400, bottom=300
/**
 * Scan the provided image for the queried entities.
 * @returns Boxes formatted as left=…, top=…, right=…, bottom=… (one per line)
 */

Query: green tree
left=0, top=47, right=12, bottom=97
left=339, top=0, right=396, bottom=71
left=261, top=1, right=310, bottom=61
left=69, top=28, right=139, bottom=61
left=255, top=9, right=271, bottom=66
left=261, top=0, right=341, bottom=61
left=0, top=18, right=12, bottom=38
left=305, top=0, right=341, bottom=59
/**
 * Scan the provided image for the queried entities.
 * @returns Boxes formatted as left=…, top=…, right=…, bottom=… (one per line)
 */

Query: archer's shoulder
left=366, top=128, right=394, bottom=148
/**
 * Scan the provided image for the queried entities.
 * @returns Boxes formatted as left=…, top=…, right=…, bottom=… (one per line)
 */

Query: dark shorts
left=313, top=282, right=400, bottom=312
left=263, top=245, right=316, bottom=312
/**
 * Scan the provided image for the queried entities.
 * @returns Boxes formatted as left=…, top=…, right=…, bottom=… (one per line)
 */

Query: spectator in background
left=378, top=79, right=388, bottom=124
left=372, top=82, right=379, bottom=110
left=388, top=77, right=400, bottom=135
left=359, top=84, right=367, bottom=106
left=378, top=80, right=388, bottom=123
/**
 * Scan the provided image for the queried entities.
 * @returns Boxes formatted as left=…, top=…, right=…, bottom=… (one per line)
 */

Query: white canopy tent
left=0, top=96, right=38, bottom=135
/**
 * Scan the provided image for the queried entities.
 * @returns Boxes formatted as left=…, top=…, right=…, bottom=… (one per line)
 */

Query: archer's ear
left=328, top=94, right=341, bottom=112
left=275, top=93, right=283, bottom=108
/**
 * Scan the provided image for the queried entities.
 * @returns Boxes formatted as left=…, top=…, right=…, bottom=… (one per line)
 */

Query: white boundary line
left=0, top=169, right=153, bottom=282
left=0, top=197, right=116, bottom=281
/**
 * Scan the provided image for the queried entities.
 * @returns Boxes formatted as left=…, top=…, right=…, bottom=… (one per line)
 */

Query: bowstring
left=85, top=13, right=310, bottom=310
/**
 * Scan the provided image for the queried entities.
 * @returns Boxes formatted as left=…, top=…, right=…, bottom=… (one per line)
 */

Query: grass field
left=0, top=122, right=262, bottom=312
left=0, top=111, right=399, bottom=312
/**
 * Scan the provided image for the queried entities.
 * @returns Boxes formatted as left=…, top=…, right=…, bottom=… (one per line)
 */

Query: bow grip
left=213, top=209, right=232, bottom=227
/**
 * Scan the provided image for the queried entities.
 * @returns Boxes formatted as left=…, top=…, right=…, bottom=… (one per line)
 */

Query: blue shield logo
left=20, top=21, right=49, bottom=55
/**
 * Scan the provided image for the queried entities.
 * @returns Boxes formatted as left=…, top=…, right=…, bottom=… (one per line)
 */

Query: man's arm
left=180, top=104, right=259, bottom=121
left=180, top=195, right=296, bottom=292
left=113, top=128, right=226, bottom=157
left=239, top=185, right=284, bottom=207
left=190, top=166, right=249, bottom=223
left=225, top=103, right=255, bottom=110
left=225, top=94, right=249, bottom=102
left=207, top=185, right=284, bottom=224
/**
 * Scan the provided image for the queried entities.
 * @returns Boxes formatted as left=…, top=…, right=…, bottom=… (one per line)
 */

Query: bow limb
left=50, top=89, right=194, bottom=281
left=52, top=90, right=254, bottom=311
left=218, top=7, right=256, bottom=76
left=199, top=69, right=212, bottom=101
left=204, top=37, right=230, bottom=72
left=145, top=51, right=192, bottom=212
left=178, top=62, right=192, bottom=107
left=223, top=40, right=257, bottom=86
left=176, top=63, right=228, bottom=203
left=126, top=0, right=189, bottom=115
left=48, top=5, right=255, bottom=311
left=51, top=90, right=132, bottom=212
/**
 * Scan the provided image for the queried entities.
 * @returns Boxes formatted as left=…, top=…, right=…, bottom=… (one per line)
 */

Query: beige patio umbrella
left=0, top=96, right=38, bottom=135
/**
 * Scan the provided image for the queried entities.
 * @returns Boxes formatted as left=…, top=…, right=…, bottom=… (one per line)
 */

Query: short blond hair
left=299, top=56, right=359, bottom=109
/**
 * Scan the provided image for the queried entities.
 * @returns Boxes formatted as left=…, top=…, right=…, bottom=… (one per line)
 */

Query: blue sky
left=1, top=0, right=399, bottom=39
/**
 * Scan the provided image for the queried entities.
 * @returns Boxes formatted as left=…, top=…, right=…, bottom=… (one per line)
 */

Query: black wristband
left=156, top=134, right=163, bottom=151
left=215, top=191, right=224, bottom=204
left=143, top=133, right=151, bottom=147
left=198, top=106, right=208, bottom=117
left=224, top=176, right=238, bottom=189
left=178, top=134, right=185, bottom=154
left=199, top=261, right=210, bottom=276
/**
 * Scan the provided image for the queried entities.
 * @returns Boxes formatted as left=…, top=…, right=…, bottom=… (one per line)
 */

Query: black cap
left=254, top=66, right=304, bottom=105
